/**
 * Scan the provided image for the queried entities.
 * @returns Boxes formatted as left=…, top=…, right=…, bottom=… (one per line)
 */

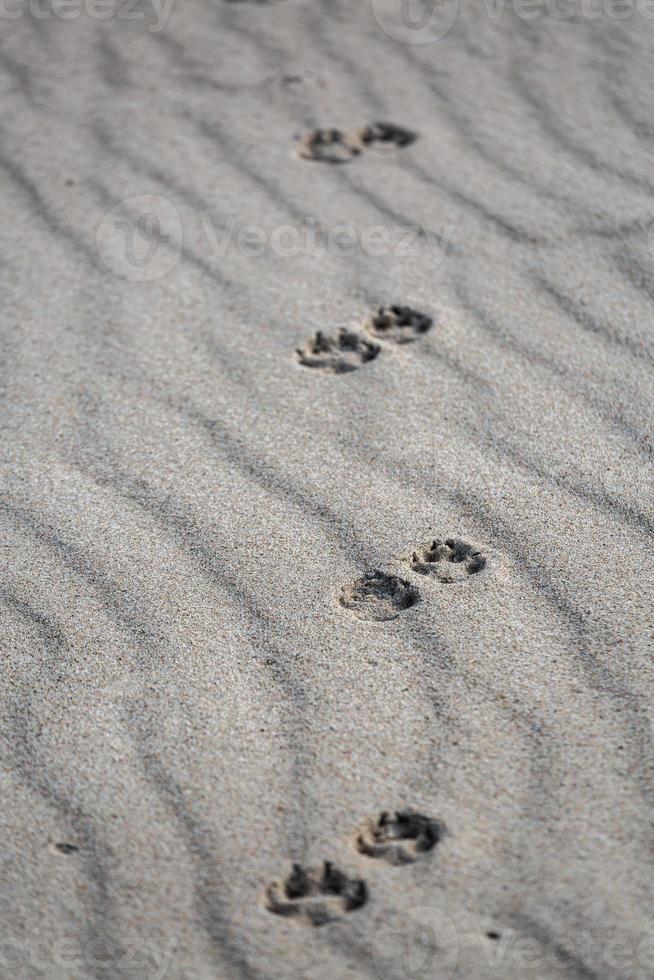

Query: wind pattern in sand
left=1, top=1, right=653, bottom=977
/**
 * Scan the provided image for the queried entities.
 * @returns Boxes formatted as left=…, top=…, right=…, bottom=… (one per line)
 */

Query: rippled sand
left=1, top=1, right=653, bottom=978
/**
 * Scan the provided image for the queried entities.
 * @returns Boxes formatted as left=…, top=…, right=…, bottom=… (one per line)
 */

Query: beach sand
left=0, top=1, right=653, bottom=977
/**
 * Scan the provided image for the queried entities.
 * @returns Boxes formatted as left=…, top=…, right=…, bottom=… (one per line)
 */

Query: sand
left=0, top=1, right=653, bottom=978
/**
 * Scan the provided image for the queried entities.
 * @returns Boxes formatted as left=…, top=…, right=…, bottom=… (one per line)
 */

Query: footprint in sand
left=354, top=122, right=416, bottom=149
left=296, top=329, right=380, bottom=373
left=363, top=305, right=433, bottom=344
left=339, top=571, right=419, bottom=622
left=296, top=129, right=362, bottom=164
left=296, top=122, right=416, bottom=163
left=295, top=307, right=432, bottom=372
left=265, top=862, right=368, bottom=925
left=407, top=538, right=487, bottom=583
left=355, top=810, right=444, bottom=865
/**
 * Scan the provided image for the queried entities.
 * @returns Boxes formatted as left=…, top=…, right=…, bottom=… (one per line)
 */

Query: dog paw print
left=339, top=571, right=419, bottom=622
left=265, top=862, right=368, bottom=925
left=296, top=329, right=380, bottom=373
left=356, top=811, right=444, bottom=865
left=355, top=122, right=416, bottom=149
left=364, top=305, right=433, bottom=344
left=296, top=129, right=361, bottom=164
left=296, top=123, right=416, bottom=163
left=407, top=538, right=487, bottom=583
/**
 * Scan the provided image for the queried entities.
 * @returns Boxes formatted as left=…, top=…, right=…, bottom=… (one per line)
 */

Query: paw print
left=355, top=122, right=416, bottom=149
left=356, top=811, right=444, bottom=865
left=296, top=129, right=361, bottom=164
left=407, top=538, right=486, bottom=583
left=364, top=305, right=433, bottom=344
left=339, top=571, right=419, bottom=622
left=265, top=862, right=368, bottom=925
left=296, top=329, right=380, bottom=374
left=296, top=123, right=416, bottom=163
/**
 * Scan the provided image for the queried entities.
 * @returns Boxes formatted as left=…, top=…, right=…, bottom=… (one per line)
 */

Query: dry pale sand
left=1, top=1, right=653, bottom=978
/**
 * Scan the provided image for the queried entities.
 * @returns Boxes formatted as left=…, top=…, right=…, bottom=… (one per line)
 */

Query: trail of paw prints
left=339, top=571, right=419, bottom=622
left=295, top=122, right=416, bottom=163
left=265, top=862, right=368, bottom=925
left=296, top=329, right=380, bottom=373
left=355, top=810, right=444, bottom=865
left=407, top=538, right=487, bottom=583
left=295, top=305, right=432, bottom=373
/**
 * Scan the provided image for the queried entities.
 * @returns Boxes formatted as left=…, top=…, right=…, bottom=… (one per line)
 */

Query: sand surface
left=1, top=1, right=653, bottom=978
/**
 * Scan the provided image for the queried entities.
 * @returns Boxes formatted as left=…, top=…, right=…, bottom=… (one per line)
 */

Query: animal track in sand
left=354, top=122, right=416, bottom=149
left=296, top=122, right=416, bottom=163
left=265, top=862, right=368, bottom=925
left=296, top=329, right=380, bottom=373
left=407, top=538, right=487, bottom=583
left=296, top=129, right=362, bottom=164
left=356, top=811, right=444, bottom=865
left=363, top=305, right=433, bottom=344
left=339, top=571, right=419, bottom=622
